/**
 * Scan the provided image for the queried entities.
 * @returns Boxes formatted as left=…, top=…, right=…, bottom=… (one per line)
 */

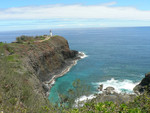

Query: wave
left=74, top=94, right=96, bottom=107
left=93, top=78, right=139, bottom=94
left=75, top=94, right=96, bottom=103
left=74, top=78, right=139, bottom=105
left=78, top=51, right=88, bottom=59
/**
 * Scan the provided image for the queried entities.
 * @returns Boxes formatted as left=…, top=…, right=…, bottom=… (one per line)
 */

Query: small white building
left=50, top=30, right=52, bottom=37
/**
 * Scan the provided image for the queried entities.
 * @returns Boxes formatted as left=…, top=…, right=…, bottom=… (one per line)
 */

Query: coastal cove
left=43, top=51, right=87, bottom=96
left=1, top=27, right=150, bottom=104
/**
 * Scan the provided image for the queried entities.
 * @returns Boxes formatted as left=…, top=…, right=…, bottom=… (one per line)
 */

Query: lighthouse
left=50, top=30, right=52, bottom=37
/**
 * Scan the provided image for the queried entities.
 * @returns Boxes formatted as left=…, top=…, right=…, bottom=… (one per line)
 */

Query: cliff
left=0, top=35, right=79, bottom=112
left=22, top=36, right=78, bottom=80
left=23, top=36, right=79, bottom=93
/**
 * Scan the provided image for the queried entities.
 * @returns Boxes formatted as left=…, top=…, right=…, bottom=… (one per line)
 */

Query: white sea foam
left=74, top=78, right=139, bottom=106
left=75, top=94, right=96, bottom=103
left=93, top=78, right=139, bottom=94
left=51, top=80, right=55, bottom=85
left=78, top=51, right=88, bottom=59
left=74, top=94, right=96, bottom=107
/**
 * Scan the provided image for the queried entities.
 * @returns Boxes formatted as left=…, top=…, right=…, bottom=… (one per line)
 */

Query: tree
left=58, top=79, right=91, bottom=108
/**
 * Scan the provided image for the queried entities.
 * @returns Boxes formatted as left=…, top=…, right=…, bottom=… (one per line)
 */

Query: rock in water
left=98, top=84, right=103, bottom=91
left=134, top=72, right=150, bottom=94
left=104, top=87, right=115, bottom=95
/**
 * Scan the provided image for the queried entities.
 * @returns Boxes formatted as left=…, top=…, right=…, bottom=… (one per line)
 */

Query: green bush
left=0, top=42, right=4, bottom=46
left=16, top=35, right=34, bottom=43
left=57, top=79, right=91, bottom=108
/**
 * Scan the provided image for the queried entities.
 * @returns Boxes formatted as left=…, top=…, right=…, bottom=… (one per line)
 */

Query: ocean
left=1, top=27, right=150, bottom=103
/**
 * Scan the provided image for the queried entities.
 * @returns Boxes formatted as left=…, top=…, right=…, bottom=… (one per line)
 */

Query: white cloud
left=0, top=3, right=150, bottom=21
left=100, top=1, right=117, bottom=6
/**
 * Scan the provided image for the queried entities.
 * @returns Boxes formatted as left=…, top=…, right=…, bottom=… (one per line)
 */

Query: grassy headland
left=0, top=36, right=150, bottom=113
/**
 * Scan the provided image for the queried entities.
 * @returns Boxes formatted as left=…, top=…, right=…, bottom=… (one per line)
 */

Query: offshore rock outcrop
left=134, top=72, right=150, bottom=94
left=94, top=85, right=136, bottom=104
left=92, top=72, right=150, bottom=104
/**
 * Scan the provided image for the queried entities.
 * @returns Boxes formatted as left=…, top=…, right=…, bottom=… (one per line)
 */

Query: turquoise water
left=1, top=27, right=150, bottom=103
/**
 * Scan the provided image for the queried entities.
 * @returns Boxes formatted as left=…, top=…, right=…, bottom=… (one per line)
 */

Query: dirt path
left=35, top=36, right=50, bottom=43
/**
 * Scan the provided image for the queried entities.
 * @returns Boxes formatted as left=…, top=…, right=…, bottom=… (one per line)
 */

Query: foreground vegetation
left=67, top=92, right=150, bottom=113
left=0, top=38, right=150, bottom=113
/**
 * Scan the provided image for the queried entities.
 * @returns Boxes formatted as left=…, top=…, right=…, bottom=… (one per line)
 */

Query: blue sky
left=0, top=0, right=150, bottom=31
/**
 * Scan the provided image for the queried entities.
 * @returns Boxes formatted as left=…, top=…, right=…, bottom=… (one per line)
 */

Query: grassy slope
left=0, top=39, right=57, bottom=112
left=0, top=36, right=71, bottom=112
left=0, top=45, right=37, bottom=112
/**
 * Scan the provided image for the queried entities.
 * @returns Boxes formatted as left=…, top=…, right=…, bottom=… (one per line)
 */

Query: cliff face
left=24, top=36, right=78, bottom=82
left=0, top=35, right=79, bottom=112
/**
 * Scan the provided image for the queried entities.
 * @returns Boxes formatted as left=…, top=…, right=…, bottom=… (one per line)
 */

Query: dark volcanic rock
left=62, top=50, right=78, bottom=59
left=25, top=36, right=79, bottom=82
left=42, top=84, right=49, bottom=92
left=21, top=36, right=80, bottom=94
left=104, top=87, right=115, bottom=95
left=134, top=72, right=150, bottom=94
left=98, top=84, right=103, bottom=91
left=104, top=87, right=115, bottom=91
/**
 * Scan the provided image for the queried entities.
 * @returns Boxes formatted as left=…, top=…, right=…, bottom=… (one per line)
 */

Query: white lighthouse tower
left=50, top=30, right=52, bottom=37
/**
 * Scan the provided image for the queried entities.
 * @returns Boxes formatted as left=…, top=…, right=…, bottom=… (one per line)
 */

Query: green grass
left=4, top=54, right=19, bottom=62
left=0, top=42, right=4, bottom=46
left=0, top=44, right=49, bottom=113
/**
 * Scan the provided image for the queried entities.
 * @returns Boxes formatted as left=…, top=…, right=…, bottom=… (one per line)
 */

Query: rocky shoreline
left=76, top=73, right=150, bottom=106
left=91, top=72, right=150, bottom=104
left=42, top=52, right=86, bottom=96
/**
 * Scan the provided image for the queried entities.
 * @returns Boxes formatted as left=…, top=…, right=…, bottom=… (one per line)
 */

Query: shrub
left=16, top=35, right=34, bottom=43
left=0, top=42, right=4, bottom=46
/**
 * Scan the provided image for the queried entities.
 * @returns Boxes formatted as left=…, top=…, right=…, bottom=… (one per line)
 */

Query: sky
left=0, top=0, right=150, bottom=31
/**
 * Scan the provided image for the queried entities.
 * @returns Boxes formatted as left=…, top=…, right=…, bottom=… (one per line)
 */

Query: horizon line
left=1, top=26, right=150, bottom=32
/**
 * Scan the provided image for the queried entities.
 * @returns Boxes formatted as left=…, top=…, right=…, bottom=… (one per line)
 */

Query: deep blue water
left=1, top=27, right=150, bottom=103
